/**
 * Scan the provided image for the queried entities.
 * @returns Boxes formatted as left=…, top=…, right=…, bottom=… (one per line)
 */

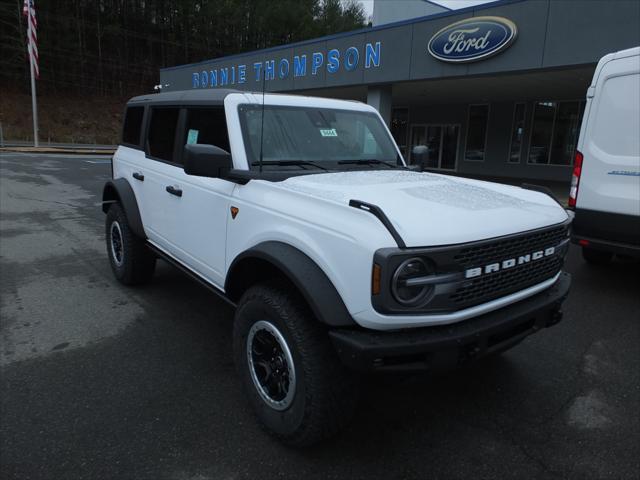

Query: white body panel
left=271, top=170, right=567, bottom=248
left=114, top=147, right=234, bottom=286
left=114, top=92, right=570, bottom=331
left=224, top=169, right=567, bottom=330
left=576, top=46, right=640, bottom=217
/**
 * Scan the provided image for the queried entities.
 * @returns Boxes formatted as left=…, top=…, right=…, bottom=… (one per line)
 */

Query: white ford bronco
left=103, top=89, right=571, bottom=446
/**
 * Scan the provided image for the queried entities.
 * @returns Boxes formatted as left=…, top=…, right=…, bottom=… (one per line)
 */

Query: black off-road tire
left=105, top=203, right=156, bottom=285
left=582, top=246, right=613, bottom=265
left=233, top=282, right=358, bottom=447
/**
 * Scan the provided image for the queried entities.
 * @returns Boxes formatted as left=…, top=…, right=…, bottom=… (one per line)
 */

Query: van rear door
left=576, top=51, right=640, bottom=217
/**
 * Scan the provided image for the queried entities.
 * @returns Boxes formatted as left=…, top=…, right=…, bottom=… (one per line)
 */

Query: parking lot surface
left=1, top=153, right=639, bottom=479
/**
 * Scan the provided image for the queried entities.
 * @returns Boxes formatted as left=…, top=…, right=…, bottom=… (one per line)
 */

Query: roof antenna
left=258, top=69, right=266, bottom=173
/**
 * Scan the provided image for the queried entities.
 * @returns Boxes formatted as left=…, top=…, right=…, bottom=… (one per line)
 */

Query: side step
left=146, top=242, right=237, bottom=308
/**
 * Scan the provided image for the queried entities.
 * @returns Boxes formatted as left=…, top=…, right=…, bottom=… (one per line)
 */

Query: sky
left=358, top=0, right=497, bottom=18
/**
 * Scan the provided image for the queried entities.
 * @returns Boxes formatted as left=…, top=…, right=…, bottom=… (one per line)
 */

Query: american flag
left=23, top=0, right=39, bottom=78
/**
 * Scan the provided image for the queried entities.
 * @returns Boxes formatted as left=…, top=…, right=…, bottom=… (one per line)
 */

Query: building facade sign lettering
left=191, top=42, right=382, bottom=89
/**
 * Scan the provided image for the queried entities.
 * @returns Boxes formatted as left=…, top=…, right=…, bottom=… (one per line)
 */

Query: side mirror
left=411, top=145, right=429, bottom=169
left=183, top=144, right=232, bottom=178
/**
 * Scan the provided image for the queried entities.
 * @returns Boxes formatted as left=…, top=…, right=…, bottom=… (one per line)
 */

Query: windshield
left=238, top=104, right=401, bottom=169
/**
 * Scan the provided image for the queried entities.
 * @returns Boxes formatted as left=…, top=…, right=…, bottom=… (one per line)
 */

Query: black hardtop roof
left=127, top=88, right=246, bottom=106
left=126, top=88, right=364, bottom=108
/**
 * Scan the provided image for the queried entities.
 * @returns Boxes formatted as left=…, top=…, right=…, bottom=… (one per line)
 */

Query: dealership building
left=160, top=0, right=640, bottom=183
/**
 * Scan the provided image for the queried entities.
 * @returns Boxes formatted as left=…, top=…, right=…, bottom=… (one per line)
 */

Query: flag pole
left=27, top=15, right=39, bottom=147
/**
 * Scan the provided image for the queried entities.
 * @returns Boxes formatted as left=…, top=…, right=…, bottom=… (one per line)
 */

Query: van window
left=182, top=108, right=230, bottom=153
left=147, top=108, right=180, bottom=163
left=592, top=73, right=640, bottom=157
left=122, top=106, right=144, bottom=146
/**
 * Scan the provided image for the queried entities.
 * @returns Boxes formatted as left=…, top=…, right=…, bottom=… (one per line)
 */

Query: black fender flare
left=225, top=242, right=356, bottom=327
left=102, top=178, right=146, bottom=239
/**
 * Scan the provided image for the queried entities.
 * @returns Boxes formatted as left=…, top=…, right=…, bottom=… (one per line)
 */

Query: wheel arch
left=102, top=178, right=146, bottom=239
left=225, top=242, right=356, bottom=327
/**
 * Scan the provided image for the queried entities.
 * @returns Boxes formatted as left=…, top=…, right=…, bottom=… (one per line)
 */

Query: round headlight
left=391, top=257, right=432, bottom=305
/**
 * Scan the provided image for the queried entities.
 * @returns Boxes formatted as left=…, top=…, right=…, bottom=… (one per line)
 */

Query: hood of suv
left=276, top=170, right=569, bottom=247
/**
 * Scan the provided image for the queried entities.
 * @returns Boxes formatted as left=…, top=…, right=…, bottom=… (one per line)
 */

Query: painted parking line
left=85, top=160, right=112, bottom=164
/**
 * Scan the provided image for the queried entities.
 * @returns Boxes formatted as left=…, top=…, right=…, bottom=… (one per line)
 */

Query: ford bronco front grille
left=449, top=255, right=563, bottom=306
left=446, top=224, right=569, bottom=309
left=452, top=224, right=568, bottom=269
left=371, top=221, right=571, bottom=315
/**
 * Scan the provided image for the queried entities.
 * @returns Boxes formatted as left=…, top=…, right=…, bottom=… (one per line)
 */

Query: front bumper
left=329, top=272, right=571, bottom=372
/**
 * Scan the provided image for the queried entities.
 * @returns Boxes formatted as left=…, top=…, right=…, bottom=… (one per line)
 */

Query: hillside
left=1, top=90, right=128, bottom=145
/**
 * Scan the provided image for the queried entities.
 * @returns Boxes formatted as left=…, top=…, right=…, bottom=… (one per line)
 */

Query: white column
left=366, top=85, right=392, bottom=126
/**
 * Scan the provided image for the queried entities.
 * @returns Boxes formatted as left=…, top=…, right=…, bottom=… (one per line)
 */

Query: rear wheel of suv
left=233, top=282, right=358, bottom=447
left=106, top=203, right=156, bottom=284
left=582, top=246, right=613, bottom=265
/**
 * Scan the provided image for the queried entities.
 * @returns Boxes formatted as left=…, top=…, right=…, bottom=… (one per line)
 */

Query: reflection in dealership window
left=441, top=125, right=459, bottom=170
left=465, top=105, right=489, bottom=161
left=550, top=102, right=584, bottom=165
left=410, top=124, right=459, bottom=170
left=425, top=126, right=442, bottom=168
left=529, top=100, right=585, bottom=165
left=529, top=102, right=556, bottom=164
left=391, top=108, right=409, bottom=159
left=508, top=103, right=525, bottom=163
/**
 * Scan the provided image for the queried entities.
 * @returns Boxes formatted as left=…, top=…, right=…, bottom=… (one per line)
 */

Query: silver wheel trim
left=110, top=221, right=124, bottom=267
left=246, top=320, right=297, bottom=411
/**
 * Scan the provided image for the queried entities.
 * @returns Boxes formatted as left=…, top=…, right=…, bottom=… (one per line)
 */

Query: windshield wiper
left=251, top=160, right=330, bottom=172
left=337, top=159, right=401, bottom=168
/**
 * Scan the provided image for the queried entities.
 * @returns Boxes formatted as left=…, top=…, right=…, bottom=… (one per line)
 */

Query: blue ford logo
left=428, top=16, right=517, bottom=63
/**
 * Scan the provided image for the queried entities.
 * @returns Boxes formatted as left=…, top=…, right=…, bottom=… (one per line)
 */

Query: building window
left=441, top=125, right=460, bottom=170
left=465, top=104, right=489, bottom=161
left=147, top=107, right=180, bottom=163
left=550, top=102, right=583, bottom=165
left=508, top=103, right=525, bottom=163
left=391, top=107, right=409, bottom=159
left=528, top=100, right=585, bottom=165
left=409, top=124, right=459, bottom=170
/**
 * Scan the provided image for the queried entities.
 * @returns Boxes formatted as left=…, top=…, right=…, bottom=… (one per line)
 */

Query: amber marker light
left=372, top=263, right=382, bottom=295
left=230, top=206, right=239, bottom=219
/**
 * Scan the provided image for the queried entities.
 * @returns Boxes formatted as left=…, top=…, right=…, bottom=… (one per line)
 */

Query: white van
left=570, top=46, right=640, bottom=263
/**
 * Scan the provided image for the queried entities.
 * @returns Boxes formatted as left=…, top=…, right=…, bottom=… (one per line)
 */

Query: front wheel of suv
left=106, top=203, right=156, bottom=285
left=233, top=282, right=358, bottom=447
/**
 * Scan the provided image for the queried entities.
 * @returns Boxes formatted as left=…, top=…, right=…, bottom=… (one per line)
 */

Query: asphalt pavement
left=1, top=152, right=638, bottom=480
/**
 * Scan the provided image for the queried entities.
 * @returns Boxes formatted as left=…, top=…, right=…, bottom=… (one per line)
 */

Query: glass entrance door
left=410, top=124, right=459, bottom=170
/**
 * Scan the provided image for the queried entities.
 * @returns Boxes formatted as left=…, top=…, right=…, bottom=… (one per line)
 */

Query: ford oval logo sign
left=428, top=16, right=517, bottom=63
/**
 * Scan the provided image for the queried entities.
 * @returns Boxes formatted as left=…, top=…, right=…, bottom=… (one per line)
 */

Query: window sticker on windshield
left=319, top=128, right=337, bottom=137
left=187, top=129, right=199, bottom=144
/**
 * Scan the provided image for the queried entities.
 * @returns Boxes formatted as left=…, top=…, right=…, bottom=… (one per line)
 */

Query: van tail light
left=568, top=150, right=583, bottom=209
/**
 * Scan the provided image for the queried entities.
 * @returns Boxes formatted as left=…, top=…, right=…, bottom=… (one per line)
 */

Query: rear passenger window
left=183, top=108, right=230, bottom=152
left=147, top=108, right=180, bottom=163
left=122, top=106, right=144, bottom=146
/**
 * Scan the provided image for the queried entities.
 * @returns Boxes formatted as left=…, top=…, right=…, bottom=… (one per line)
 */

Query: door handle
left=132, top=172, right=144, bottom=181
left=165, top=185, right=182, bottom=197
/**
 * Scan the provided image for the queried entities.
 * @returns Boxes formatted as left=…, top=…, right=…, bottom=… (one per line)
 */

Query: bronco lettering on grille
left=465, top=246, right=556, bottom=279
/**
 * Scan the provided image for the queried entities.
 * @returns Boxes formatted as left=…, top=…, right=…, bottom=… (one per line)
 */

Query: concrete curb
left=0, top=147, right=115, bottom=155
